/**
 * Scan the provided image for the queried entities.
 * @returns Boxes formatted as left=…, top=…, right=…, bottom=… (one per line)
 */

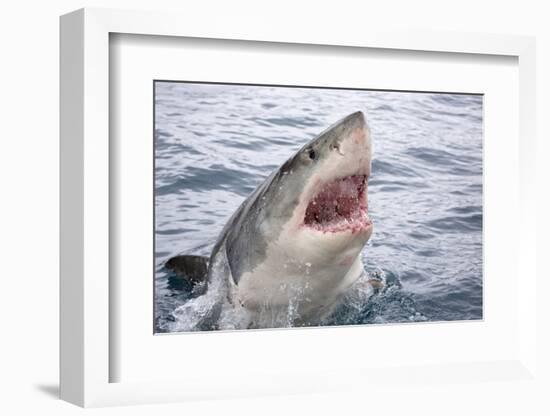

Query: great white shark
left=166, top=111, right=379, bottom=330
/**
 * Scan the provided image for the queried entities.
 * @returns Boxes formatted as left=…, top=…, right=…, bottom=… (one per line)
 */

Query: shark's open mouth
left=304, top=175, right=372, bottom=233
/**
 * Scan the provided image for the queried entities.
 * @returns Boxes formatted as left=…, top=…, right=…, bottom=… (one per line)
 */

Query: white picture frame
left=60, top=7, right=538, bottom=408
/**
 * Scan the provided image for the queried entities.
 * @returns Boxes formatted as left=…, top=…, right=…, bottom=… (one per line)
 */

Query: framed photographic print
left=60, top=8, right=538, bottom=408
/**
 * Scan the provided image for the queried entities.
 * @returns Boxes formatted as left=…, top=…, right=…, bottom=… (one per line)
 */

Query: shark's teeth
left=303, top=175, right=370, bottom=233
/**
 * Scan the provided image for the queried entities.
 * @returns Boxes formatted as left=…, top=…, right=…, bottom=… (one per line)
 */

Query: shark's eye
left=308, top=149, right=316, bottom=160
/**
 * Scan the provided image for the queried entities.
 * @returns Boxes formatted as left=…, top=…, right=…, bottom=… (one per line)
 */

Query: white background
left=0, top=1, right=548, bottom=415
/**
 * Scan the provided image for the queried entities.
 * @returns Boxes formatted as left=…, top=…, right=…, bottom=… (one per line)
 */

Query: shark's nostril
left=331, top=143, right=345, bottom=156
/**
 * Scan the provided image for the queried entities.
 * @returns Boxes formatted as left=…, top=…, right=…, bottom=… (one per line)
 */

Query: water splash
left=159, top=261, right=430, bottom=332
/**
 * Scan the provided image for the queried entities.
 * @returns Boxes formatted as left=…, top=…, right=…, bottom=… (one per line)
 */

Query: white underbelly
left=234, top=255, right=364, bottom=324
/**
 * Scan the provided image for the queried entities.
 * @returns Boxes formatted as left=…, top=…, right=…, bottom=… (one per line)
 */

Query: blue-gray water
left=154, top=82, right=483, bottom=333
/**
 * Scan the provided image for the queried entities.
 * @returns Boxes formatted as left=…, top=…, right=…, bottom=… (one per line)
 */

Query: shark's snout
left=323, top=110, right=371, bottom=177
left=316, top=111, right=370, bottom=161
left=341, top=110, right=367, bottom=129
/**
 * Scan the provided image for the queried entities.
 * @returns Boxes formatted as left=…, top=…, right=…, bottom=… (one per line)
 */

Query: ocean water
left=154, top=82, right=483, bottom=333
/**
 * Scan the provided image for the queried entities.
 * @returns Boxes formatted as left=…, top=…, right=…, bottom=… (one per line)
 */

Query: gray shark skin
left=167, top=111, right=375, bottom=330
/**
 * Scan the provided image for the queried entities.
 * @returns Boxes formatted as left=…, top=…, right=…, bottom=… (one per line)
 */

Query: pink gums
left=303, top=175, right=372, bottom=233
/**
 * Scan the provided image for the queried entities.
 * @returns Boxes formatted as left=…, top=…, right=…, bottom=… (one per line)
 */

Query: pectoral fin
left=165, top=255, right=209, bottom=286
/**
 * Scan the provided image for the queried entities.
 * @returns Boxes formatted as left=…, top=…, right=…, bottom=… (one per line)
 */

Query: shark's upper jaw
left=303, top=174, right=372, bottom=233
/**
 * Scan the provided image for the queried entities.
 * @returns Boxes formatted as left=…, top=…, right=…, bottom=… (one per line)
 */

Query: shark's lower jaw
left=303, top=174, right=372, bottom=233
